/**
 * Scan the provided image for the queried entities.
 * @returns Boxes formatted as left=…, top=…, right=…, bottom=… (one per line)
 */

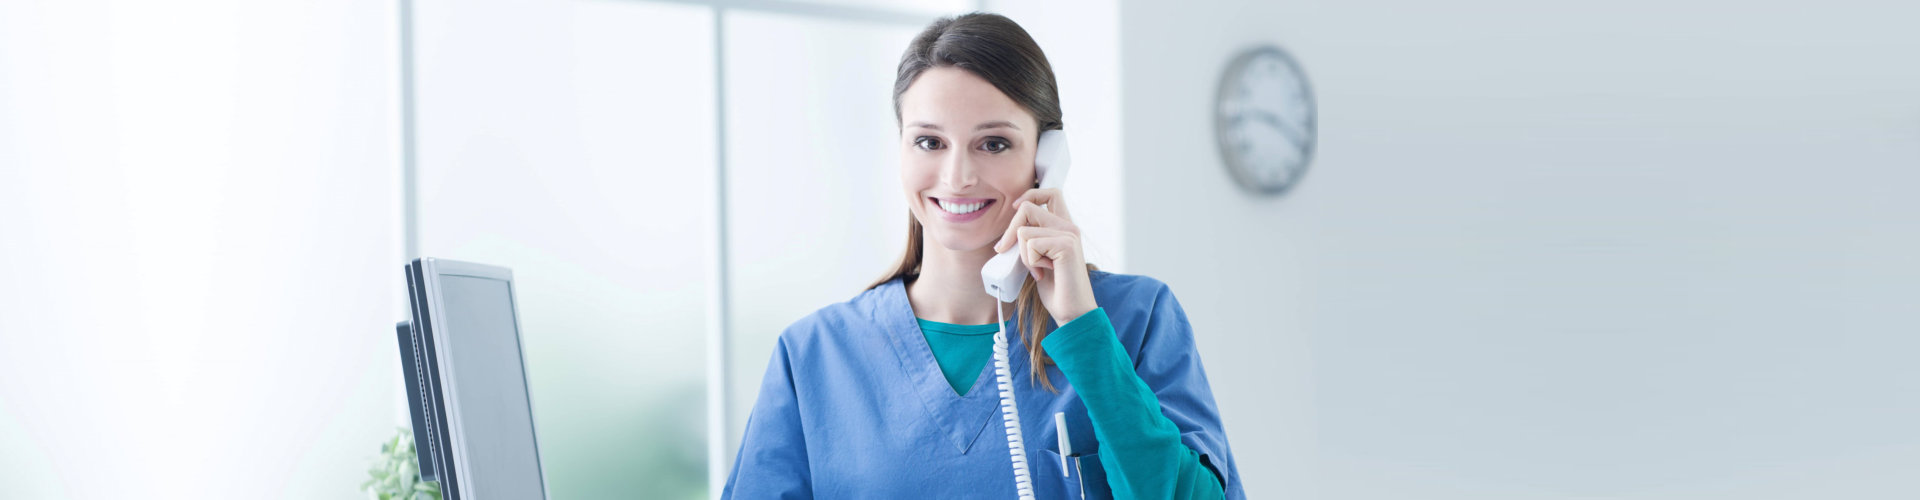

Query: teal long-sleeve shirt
left=916, top=308, right=1226, bottom=500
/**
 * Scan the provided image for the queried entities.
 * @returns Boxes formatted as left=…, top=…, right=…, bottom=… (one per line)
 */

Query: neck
left=906, top=239, right=1015, bottom=325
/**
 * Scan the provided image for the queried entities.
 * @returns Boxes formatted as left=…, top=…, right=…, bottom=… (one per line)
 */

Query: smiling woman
left=723, top=12, right=1244, bottom=500
left=887, top=17, right=1062, bottom=383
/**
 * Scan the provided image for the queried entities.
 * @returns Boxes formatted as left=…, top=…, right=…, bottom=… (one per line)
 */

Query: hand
left=992, top=188, right=1098, bottom=326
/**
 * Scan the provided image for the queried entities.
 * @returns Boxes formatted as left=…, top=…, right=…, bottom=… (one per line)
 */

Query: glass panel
left=414, top=1, right=714, bottom=498
left=721, top=10, right=918, bottom=465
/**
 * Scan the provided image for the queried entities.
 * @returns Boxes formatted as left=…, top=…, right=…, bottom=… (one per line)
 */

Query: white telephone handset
left=982, top=130, right=1071, bottom=302
left=982, top=129, right=1069, bottom=500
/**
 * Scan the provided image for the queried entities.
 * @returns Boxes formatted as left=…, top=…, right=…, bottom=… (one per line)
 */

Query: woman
left=723, top=13, right=1242, bottom=499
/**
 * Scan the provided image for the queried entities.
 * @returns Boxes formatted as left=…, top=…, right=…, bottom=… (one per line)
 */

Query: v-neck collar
left=871, top=278, right=1026, bottom=454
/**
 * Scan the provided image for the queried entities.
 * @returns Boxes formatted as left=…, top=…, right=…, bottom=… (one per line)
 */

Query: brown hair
left=870, top=12, right=1086, bottom=391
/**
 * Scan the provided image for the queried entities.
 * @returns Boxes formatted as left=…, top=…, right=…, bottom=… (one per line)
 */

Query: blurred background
left=2, top=0, right=1917, bottom=498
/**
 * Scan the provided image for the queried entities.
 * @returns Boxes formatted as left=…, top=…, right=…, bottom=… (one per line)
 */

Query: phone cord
left=993, top=303, right=1036, bottom=500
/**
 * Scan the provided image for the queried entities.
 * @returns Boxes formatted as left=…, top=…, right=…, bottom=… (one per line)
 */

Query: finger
left=993, top=202, right=1035, bottom=253
left=1014, top=226, right=1050, bottom=269
left=1013, top=226, right=1051, bottom=269
left=1020, top=201, right=1076, bottom=232
left=1022, top=251, right=1051, bottom=282
left=1017, top=227, right=1075, bottom=269
left=1024, top=239, right=1067, bottom=270
left=1009, top=188, right=1072, bottom=222
left=1004, top=202, right=1076, bottom=245
left=1019, top=233, right=1075, bottom=286
left=995, top=201, right=1078, bottom=253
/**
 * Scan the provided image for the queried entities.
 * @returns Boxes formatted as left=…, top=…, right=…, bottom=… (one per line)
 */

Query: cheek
left=900, top=158, right=938, bottom=199
left=982, top=157, right=1034, bottom=194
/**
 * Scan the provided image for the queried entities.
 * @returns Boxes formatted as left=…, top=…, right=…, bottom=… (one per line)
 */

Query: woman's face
left=898, top=66, right=1040, bottom=254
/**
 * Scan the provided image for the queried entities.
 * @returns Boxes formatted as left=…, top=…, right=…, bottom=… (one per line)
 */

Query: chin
left=944, top=240, right=995, bottom=253
left=924, top=226, right=998, bottom=253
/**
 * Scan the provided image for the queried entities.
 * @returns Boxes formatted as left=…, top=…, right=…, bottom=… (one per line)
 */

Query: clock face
left=1215, top=45, right=1316, bottom=196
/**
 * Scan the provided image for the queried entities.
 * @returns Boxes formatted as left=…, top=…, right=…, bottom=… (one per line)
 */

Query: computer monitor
left=401, top=258, right=549, bottom=500
left=394, top=321, right=437, bottom=482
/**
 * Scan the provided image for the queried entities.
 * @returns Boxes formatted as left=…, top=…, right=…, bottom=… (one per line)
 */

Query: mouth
left=929, top=197, right=995, bottom=222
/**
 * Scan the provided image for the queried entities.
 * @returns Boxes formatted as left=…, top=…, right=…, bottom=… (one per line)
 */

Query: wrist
left=1050, top=302, right=1096, bottom=326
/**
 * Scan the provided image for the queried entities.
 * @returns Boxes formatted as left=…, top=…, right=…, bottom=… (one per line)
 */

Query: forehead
left=899, top=66, right=1035, bottom=130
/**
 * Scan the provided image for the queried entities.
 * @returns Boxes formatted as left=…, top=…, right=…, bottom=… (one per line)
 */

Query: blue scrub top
left=723, top=270, right=1244, bottom=499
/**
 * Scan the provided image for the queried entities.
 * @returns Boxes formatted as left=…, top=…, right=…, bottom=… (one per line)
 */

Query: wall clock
left=1214, top=45, right=1317, bottom=197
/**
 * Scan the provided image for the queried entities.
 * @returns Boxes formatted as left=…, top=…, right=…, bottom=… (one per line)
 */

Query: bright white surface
left=412, top=0, right=715, bottom=497
left=1118, top=0, right=1920, bottom=498
left=0, top=0, right=402, bottom=497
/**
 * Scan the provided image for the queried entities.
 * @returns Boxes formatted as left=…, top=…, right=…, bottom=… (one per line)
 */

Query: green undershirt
left=913, top=317, right=1006, bottom=395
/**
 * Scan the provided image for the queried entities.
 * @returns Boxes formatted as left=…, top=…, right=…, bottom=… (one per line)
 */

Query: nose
left=938, top=147, right=978, bottom=191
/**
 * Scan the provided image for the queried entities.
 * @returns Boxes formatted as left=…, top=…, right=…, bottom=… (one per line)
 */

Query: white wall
left=0, top=1, right=403, bottom=498
left=1118, top=0, right=1920, bottom=499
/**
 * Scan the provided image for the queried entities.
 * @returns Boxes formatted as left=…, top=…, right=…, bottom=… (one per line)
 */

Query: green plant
left=362, top=427, right=442, bottom=500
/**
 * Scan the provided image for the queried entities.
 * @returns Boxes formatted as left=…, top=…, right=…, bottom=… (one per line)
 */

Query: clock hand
left=1237, top=110, right=1311, bottom=151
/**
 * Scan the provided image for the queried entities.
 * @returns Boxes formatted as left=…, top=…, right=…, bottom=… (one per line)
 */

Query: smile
left=930, top=197, right=994, bottom=222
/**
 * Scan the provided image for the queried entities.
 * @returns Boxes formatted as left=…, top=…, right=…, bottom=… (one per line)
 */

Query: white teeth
left=936, top=199, right=986, bottom=215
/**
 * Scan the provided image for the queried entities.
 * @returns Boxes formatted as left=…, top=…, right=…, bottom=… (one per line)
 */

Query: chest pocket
left=1039, top=448, right=1108, bottom=499
left=1039, top=404, right=1107, bottom=498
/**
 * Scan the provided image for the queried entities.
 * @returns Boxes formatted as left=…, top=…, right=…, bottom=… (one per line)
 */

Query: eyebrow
left=906, top=120, right=1022, bottom=132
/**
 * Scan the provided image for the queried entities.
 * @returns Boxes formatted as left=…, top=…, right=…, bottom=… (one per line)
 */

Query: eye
left=981, top=137, right=1011, bottom=153
left=914, top=136, right=944, bottom=150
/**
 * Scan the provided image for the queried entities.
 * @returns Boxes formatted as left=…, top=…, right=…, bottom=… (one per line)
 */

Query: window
left=413, top=0, right=717, bottom=497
